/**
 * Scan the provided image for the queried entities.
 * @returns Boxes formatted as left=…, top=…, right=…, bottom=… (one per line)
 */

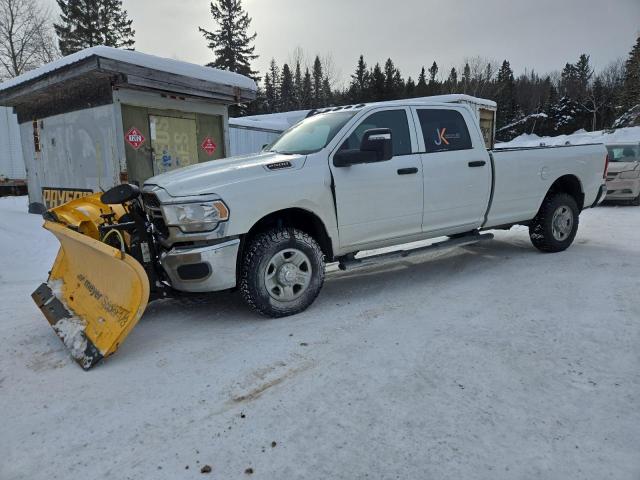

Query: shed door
left=149, top=115, right=198, bottom=175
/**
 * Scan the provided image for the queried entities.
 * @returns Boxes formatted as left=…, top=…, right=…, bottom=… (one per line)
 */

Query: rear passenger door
left=413, top=107, right=491, bottom=234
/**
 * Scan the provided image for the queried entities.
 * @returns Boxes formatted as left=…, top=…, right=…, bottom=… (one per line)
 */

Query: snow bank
left=496, top=126, right=640, bottom=148
left=0, top=46, right=257, bottom=92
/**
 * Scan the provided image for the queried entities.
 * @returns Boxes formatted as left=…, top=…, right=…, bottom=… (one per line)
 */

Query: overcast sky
left=54, top=0, right=640, bottom=87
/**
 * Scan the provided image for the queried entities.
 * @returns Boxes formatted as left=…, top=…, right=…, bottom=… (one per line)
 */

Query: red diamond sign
left=125, top=127, right=145, bottom=150
left=201, top=137, right=217, bottom=156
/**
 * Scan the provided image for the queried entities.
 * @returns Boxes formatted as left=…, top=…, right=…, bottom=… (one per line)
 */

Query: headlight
left=619, top=168, right=640, bottom=179
left=162, top=200, right=229, bottom=233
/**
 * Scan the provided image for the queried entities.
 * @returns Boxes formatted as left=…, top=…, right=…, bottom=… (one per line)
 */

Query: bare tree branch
left=0, top=0, right=59, bottom=80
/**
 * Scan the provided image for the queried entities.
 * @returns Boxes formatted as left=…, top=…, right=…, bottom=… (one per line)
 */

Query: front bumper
left=605, top=178, right=640, bottom=200
left=160, top=239, right=240, bottom=293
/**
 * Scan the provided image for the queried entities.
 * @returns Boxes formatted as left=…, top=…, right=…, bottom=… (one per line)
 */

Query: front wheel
left=631, top=193, right=640, bottom=206
left=239, top=228, right=325, bottom=318
left=529, top=193, right=579, bottom=253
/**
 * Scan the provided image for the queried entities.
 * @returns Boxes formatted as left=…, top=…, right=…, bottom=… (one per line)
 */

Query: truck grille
left=142, top=192, right=169, bottom=237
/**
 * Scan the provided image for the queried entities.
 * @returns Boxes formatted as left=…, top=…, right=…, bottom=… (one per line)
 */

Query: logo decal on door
left=434, top=128, right=450, bottom=146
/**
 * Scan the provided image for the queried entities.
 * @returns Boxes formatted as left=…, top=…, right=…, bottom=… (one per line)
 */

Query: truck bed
left=484, top=143, right=608, bottom=228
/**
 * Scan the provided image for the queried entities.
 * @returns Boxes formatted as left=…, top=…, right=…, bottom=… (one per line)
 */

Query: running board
left=338, top=233, right=494, bottom=271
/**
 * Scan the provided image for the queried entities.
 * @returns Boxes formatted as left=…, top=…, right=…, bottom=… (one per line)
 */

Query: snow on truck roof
left=0, top=46, right=257, bottom=93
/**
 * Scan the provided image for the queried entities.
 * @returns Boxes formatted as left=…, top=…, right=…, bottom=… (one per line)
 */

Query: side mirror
left=333, top=128, right=393, bottom=167
left=101, top=183, right=141, bottom=205
left=361, top=128, right=393, bottom=161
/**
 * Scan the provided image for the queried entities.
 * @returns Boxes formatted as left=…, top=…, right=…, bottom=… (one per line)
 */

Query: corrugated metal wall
left=0, top=107, right=25, bottom=179
left=229, top=125, right=281, bottom=156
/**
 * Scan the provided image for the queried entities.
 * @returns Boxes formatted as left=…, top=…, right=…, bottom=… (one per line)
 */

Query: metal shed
left=0, top=106, right=26, bottom=194
left=0, top=46, right=256, bottom=212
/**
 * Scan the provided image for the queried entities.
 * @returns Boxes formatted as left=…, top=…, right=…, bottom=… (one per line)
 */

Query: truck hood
left=144, top=152, right=306, bottom=197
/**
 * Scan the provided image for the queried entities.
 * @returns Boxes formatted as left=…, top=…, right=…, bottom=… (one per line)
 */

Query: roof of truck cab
left=241, top=95, right=496, bottom=129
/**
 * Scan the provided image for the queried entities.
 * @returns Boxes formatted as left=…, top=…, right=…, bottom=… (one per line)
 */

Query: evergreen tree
left=279, top=63, right=295, bottom=111
left=622, top=36, right=640, bottom=109
left=405, top=76, right=416, bottom=98
left=495, top=60, right=517, bottom=129
left=575, top=53, right=593, bottom=100
left=311, top=55, right=323, bottom=107
left=559, top=62, right=579, bottom=98
left=445, top=67, right=458, bottom=93
left=416, top=67, right=428, bottom=97
left=301, top=68, right=313, bottom=109
left=427, top=61, right=439, bottom=95
left=370, top=63, right=385, bottom=101
left=293, top=61, right=303, bottom=109
left=322, top=77, right=333, bottom=106
left=349, top=55, right=370, bottom=102
left=462, top=63, right=471, bottom=93
left=264, top=72, right=275, bottom=113
left=393, top=69, right=405, bottom=98
left=265, top=58, right=280, bottom=112
left=199, top=0, right=259, bottom=81
left=383, top=58, right=397, bottom=99
left=55, top=0, right=135, bottom=55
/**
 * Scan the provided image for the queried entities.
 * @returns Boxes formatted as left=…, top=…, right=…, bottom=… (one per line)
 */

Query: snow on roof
left=495, top=127, right=640, bottom=149
left=0, top=46, right=257, bottom=93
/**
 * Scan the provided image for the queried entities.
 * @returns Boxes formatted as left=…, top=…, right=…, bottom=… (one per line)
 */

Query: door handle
left=397, top=167, right=418, bottom=175
left=468, top=161, right=486, bottom=168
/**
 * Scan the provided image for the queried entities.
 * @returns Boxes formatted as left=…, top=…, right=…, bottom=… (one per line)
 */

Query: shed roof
left=0, top=46, right=257, bottom=107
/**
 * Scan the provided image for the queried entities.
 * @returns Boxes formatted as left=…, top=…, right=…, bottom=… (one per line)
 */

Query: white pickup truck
left=141, top=100, right=608, bottom=317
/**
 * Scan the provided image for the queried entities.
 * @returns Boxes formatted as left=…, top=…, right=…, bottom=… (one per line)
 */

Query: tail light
left=604, top=154, right=610, bottom=179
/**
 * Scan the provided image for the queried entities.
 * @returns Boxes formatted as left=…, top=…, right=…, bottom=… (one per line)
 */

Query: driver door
left=329, top=108, right=423, bottom=249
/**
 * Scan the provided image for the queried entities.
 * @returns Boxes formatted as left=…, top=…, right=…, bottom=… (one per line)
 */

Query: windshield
left=607, top=145, right=640, bottom=162
left=268, top=112, right=356, bottom=155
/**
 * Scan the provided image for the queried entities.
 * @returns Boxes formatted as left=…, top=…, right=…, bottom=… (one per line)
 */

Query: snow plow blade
left=32, top=220, right=150, bottom=370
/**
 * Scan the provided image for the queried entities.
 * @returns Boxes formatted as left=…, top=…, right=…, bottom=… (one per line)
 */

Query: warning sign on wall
left=201, top=137, right=217, bottom=156
left=125, top=127, right=146, bottom=150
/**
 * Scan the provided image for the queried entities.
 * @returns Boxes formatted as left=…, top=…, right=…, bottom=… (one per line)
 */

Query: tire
left=529, top=193, right=579, bottom=253
left=631, top=194, right=640, bottom=206
left=239, top=228, right=325, bottom=318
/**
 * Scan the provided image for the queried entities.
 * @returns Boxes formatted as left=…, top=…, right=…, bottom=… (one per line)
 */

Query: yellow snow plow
left=31, top=185, right=155, bottom=370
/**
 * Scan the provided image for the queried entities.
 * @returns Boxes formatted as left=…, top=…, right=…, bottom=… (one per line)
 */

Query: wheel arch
left=239, top=208, right=334, bottom=264
left=544, top=174, right=585, bottom=212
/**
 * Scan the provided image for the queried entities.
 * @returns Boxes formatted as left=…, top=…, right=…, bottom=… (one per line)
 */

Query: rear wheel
left=240, top=228, right=325, bottom=318
left=529, top=193, right=579, bottom=253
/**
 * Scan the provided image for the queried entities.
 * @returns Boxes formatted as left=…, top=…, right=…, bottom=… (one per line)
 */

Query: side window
left=341, top=109, right=412, bottom=156
left=417, top=109, right=472, bottom=153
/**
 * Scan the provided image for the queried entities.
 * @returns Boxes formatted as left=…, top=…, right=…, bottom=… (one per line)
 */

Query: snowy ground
left=1, top=196, right=639, bottom=480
